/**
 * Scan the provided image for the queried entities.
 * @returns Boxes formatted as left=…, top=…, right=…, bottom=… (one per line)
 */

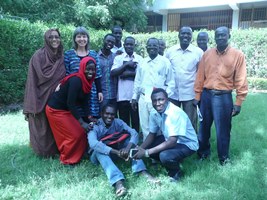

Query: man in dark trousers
left=165, top=26, right=203, bottom=132
left=194, top=26, right=248, bottom=165
left=111, top=36, right=143, bottom=132
left=134, top=88, right=198, bottom=182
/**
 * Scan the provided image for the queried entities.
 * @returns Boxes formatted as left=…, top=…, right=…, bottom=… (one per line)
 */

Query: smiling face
left=84, top=62, right=96, bottom=80
left=102, top=106, right=116, bottom=127
left=75, top=34, right=88, bottom=48
left=151, top=91, right=168, bottom=114
left=179, top=27, right=192, bottom=50
left=146, top=38, right=159, bottom=60
left=197, top=32, right=209, bottom=51
left=124, top=37, right=135, bottom=56
left=103, top=35, right=115, bottom=50
left=48, top=30, right=60, bottom=50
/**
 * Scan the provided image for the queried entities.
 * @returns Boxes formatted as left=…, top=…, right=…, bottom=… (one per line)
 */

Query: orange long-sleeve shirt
left=194, top=46, right=248, bottom=106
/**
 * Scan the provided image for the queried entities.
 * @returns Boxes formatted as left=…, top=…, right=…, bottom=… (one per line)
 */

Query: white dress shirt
left=132, top=55, right=175, bottom=102
left=111, top=52, right=143, bottom=101
left=165, top=44, right=203, bottom=101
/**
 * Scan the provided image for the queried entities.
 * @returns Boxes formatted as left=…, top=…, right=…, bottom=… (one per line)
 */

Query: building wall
left=145, top=1, right=267, bottom=32
left=239, top=7, right=267, bottom=28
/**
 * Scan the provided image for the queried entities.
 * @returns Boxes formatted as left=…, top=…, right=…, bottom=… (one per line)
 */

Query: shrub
left=0, top=19, right=266, bottom=105
left=247, top=77, right=267, bottom=90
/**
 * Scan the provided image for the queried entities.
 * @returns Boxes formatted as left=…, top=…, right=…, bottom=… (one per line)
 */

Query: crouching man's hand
left=133, top=147, right=147, bottom=159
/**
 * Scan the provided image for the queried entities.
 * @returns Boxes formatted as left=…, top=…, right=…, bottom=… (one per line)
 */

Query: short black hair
left=215, top=26, right=230, bottom=35
left=151, top=88, right=168, bottom=99
left=111, top=25, right=122, bottom=33
left=197, top=31, right=209, bottom=37
left=101, top=103, right=117, bottom=113
left=147, top=37, right=159, bottom=45
left=179, top=26, right=193, bottom=33
left=103, top=33, right=115, bottom=40
left=124, top=36, right=135, bottom=43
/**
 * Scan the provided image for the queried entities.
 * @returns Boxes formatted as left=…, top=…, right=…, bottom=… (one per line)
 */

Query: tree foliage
left=0, top=0, right=148, bottom=31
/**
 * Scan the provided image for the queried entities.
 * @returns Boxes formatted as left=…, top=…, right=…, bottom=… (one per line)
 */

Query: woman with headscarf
left=23, top=28, right=65, bottom=158
left=64, top=26, right=103, bottom=121
left=46, top=56, right=97, bottom=165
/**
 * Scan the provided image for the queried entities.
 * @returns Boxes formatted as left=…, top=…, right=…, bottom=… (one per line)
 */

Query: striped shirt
left=98, top=50, right=117, bottom=100
left=64, top=49, right=102, bottom=117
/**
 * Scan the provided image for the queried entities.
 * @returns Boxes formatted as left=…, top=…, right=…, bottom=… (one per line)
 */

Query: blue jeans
left=90, top=140, right=146, bottom=185
left=197, top=89, right=233, bottom=162
left=148, top=135, right=195, bottom=177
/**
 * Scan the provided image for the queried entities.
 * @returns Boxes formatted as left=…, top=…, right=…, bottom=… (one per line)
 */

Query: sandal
left=115, top=180, right=127, bottom=197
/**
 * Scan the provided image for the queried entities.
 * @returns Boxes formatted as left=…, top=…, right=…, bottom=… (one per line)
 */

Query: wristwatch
left=145, top=149, right=150, bottom=157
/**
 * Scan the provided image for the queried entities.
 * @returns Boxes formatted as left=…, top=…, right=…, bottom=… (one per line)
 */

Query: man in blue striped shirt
left=98, top=33, right=117, bottom=109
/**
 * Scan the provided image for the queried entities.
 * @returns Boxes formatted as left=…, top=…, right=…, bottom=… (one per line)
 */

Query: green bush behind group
left=0, top=19, right=267, bottom=105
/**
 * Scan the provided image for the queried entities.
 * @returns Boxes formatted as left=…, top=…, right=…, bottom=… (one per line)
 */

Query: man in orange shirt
left=194, top=26, right=248, bottom=165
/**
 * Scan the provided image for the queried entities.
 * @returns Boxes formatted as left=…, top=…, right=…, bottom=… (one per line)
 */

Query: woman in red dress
left=46, top=56, right=97, bottom=165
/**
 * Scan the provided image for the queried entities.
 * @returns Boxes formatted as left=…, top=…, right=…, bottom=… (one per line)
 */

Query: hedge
left=0, top=19, right=267, bottom=105
left=247, top=77, right=267, bottom=91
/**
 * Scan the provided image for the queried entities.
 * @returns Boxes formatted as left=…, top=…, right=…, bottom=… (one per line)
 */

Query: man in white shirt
left=111, top=36, right=143, bottom=132
left=165, top=26, right=203, bottom=132
left=133, top=88, right=198, bottom=182
left=131, top=38, right=175, bottom=140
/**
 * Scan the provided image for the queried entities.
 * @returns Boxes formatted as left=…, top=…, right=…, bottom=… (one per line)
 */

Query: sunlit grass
left=0, top=93, right=266, bottom=200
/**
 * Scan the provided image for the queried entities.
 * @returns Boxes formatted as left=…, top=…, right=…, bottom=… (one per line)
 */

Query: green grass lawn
left=1, top=93, right=267, bottom=200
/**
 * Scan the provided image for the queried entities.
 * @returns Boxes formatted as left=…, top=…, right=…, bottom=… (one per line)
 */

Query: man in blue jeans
left=133, top=88, right=199, bottom=182
left=88, top=104, right=157, bottom=197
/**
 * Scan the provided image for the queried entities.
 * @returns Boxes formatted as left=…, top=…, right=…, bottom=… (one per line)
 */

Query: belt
left=205, top=88, right=232, bottom=95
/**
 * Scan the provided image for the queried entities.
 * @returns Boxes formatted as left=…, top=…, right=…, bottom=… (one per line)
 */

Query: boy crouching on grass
left=133, top=88, right=199, bottom=182
left=88, top=104, right=159, bottom=197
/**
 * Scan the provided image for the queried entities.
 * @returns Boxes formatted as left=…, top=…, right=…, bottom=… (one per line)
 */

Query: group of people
left=23, top=25, right=248, bottom=197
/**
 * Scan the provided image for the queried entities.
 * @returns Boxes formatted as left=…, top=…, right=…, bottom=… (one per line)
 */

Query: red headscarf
left=60, top=56, right=96, bottom=93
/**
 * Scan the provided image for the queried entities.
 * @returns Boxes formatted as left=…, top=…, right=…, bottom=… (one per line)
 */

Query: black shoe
left=220, top=158, right=231, bottom=166
left=198, top=154, right=210, bottom=161
left=169, top=171, right=184, bottom=183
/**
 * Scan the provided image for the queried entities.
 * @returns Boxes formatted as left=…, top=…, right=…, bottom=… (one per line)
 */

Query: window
left=179, top=10, right=232, bottom=30
left=253, top=8, right=267, bottom=20
left=241, top=9, right=252, bottom=21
